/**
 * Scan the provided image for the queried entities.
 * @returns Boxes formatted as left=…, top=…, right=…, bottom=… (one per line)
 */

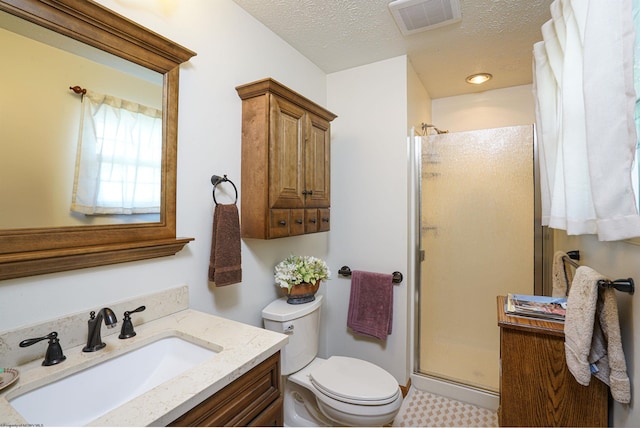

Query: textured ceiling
left=232, top=0, right=553, bottom=98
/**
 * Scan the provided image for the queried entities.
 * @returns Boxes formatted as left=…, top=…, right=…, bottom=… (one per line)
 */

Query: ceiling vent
left=389, top=0, right=461, bottom=36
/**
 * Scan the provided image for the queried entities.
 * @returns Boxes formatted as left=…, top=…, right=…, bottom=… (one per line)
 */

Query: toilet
left=262, top=294, right=402, bottom=426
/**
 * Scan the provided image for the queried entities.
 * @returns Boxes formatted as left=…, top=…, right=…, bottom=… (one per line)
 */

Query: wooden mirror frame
left=0, top=0, right=195, bottom=280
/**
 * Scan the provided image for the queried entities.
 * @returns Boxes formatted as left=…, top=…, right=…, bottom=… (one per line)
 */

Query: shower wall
left=417, top=125, right=535, bottom=392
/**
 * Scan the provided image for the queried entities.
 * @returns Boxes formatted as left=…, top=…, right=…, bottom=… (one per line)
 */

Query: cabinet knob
left=302, top=190, right=313, bottom=196
left=295, top=219, right=303, bottom=224
left=279, top=220, right=287, bottom=226
left=310, top=218, right=317, bottom=224
left=322, top=217, right=330, bottom=222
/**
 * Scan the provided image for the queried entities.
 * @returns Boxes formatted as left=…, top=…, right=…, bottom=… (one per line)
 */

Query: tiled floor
left=393, top=386, right=499, bottom=427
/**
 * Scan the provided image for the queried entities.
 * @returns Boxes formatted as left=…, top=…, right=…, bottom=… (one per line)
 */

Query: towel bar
left=598, top=278, right=634, bottom=294
left=562, top=251, right=634, bottom=294
left=338, top=266, right=403, bottom=284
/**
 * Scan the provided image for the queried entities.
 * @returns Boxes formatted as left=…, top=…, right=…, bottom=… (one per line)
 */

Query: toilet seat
left=309, top=356, right=400, bottom=405
left=287, top=357, right=403, bottom=426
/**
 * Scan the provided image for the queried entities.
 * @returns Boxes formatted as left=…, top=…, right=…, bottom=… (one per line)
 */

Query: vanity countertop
left=0, top=309, right=288, bottom=426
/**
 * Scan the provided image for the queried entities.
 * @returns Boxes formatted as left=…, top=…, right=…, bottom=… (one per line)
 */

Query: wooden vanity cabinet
left=169, top=351, right=283, bottom=427
left=236, top=78, right=337, bottom=239
left=497, top=296, right=608, bottom=427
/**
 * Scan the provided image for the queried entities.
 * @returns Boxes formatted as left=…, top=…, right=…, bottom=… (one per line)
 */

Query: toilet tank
left=262, top=294, right=323, bottom=375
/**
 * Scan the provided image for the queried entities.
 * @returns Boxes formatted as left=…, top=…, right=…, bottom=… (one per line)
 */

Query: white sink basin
left=9, top=336, right=218, bottom=426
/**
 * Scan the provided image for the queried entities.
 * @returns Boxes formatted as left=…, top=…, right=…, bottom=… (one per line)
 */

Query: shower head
left=421, top=123, right=449, bottom=135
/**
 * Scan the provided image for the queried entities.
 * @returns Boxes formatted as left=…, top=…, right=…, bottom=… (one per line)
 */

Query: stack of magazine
left=505, top=293, right=567, bottom=321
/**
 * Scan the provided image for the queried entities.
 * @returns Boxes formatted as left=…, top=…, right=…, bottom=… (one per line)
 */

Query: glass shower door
left=417, top=125, right=536, bottom=392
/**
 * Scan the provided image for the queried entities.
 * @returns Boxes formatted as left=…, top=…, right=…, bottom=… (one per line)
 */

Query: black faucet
left=82, top=308, right=118, bottom=352
left=19, top=331, right=66, bottom=366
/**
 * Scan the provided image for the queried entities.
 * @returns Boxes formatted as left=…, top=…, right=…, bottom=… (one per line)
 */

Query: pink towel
left=347, top=270, right=394, bottom=341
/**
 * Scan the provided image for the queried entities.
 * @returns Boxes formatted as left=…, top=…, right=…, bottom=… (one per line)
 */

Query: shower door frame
left=408, top=126, right=547, bottom=405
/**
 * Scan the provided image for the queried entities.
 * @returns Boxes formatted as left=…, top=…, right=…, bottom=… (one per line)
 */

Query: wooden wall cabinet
left=170, top=351, right=283, bottom=427
left=497, top=296, right=608, bottom=427
left=236, top=78, right=337, bottom=239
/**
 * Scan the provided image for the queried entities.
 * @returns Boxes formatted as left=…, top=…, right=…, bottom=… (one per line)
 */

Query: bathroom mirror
left=0, top=0, right=196, bottom=280
left=1, top=10, right=164, bottom=229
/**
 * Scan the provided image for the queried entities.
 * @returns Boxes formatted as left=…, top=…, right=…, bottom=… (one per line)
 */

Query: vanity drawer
left=305, top=209, right=319, bottom=233
left=269, top=210, right=291, bottom=238
left=318, top=208, right=330, bottom=232
left=269, top=210, right=305, bottom=238
left=170, top=351, right=282, bottom=427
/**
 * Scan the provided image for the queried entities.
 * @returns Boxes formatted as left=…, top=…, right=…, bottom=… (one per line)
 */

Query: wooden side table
left=497, top=296, right=608, bottom=427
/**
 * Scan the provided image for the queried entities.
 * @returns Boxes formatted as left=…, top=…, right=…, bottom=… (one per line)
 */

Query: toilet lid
left=310, top=356, right=400, bottom=405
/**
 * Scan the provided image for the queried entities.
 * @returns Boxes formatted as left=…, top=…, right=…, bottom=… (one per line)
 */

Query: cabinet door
left=269, top=95, right=305, bottom=209
left=170, top=352, right=282, bottom=427
left=304, top=114, right=331, bottom=208
left=498, top=302, right=608, bottom=427
left=304, top=113, right=331, bottom=208
left=249, top=397, right=284, bottom=426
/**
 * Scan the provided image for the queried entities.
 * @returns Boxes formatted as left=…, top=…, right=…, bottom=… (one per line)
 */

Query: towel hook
left=211, top=174, right=238, bottom=205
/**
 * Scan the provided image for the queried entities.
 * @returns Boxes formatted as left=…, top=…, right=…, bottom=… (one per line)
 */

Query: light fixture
left=465, top=73, right=492, bottom=85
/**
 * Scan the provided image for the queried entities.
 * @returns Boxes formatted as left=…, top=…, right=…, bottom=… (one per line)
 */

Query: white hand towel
left=564, top=266, right=631, bottom=403
left=552, top=251, right=571, bottom=297
left=564, top=266, right=600, bottom=386
left=592, top=288, right=630, bottom=403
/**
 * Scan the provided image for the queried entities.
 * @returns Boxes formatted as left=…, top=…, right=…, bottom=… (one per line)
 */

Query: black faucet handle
left=19, top=332, right=66, bottom=366
left=126, top=305, right=146, bottom=316
left=119, top=305, right=146, bottom=339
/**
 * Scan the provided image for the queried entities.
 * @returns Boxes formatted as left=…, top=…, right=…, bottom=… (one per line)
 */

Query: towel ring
left=211, top=174, right=238, bottom=205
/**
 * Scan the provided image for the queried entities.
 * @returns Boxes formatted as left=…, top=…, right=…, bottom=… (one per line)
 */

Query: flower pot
left=286, top=282, right=319, bottom=304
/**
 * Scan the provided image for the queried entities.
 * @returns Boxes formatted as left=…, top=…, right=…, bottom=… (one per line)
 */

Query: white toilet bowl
left=286, top=357, right=402, bottom=426
left=262, top=295, right=403, bottom=426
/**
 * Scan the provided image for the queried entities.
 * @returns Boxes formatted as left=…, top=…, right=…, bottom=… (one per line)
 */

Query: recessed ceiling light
left=465, top=73, right=492, bottom=85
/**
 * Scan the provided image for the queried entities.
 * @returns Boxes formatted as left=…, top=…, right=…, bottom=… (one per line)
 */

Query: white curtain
left=71, top=90, right=162, bottom=215
left=534, top=0, right=640, bottom=241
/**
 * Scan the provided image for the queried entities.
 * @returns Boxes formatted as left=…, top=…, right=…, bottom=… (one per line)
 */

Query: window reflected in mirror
left=0, top=11, right=162, bottom=229
left=70, top=89, right=162, bottom=216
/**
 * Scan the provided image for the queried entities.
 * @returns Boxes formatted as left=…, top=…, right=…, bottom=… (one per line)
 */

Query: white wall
left=408, top=61, right=432, bottom=132
left=433, top=85, right=535, bottom=133
left=326, top=56, right=412, bottom=383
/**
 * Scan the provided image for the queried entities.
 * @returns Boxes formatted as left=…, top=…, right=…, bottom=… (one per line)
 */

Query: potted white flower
left=274, top=255, right=331, bottom=304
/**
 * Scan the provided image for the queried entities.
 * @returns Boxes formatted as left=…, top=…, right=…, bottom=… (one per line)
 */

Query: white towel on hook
left=552, top=251, right=571, bottom=297
left=564, top=266, right=630, bottom=403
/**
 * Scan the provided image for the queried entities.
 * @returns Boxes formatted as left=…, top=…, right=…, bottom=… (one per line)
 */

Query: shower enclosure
left=412, top=125, right=541, bottom=394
